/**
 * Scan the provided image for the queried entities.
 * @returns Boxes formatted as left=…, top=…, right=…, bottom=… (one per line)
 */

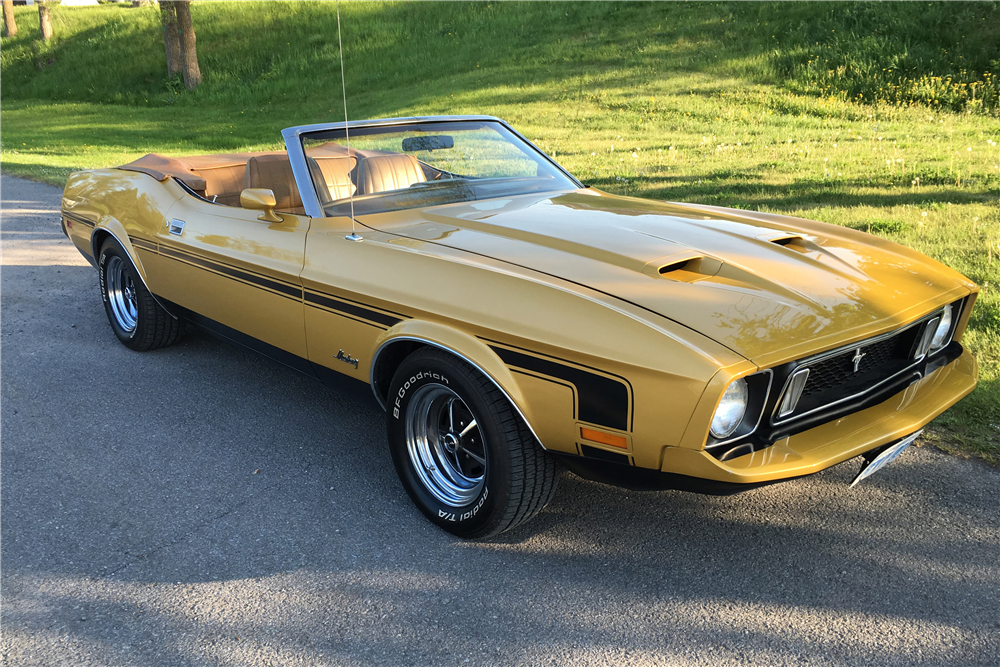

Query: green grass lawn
left=2, top=1, right=998, bottom=460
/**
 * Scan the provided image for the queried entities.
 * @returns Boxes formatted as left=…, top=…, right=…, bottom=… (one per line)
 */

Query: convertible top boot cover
left=120, top=151, right=287, bottom=198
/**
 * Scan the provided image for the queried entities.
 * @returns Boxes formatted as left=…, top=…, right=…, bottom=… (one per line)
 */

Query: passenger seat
left=308, top=156, right=357, bottom=204
left=355, top=154, right=426, bottom=194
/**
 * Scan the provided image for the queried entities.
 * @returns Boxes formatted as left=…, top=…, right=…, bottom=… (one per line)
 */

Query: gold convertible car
left=61, top=116, right=979, bottom=537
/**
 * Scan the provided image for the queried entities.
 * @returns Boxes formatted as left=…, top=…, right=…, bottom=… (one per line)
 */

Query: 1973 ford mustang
left=61, top=116, right=979, bottom=537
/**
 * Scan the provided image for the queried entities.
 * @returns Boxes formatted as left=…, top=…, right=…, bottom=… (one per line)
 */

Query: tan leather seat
left=308, top=156, right=357, bottom=204
left=197, top=163, right=246, bottom=207
left=356, top=154, right=426, bottom=194
left=243, top=155, right=305, bottom=214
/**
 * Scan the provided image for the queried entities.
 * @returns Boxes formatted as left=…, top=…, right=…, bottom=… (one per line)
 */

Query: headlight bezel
left=705, top=370, right=773, bottom=448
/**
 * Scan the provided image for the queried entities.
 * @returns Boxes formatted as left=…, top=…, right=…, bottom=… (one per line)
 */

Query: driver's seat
left=356, top=154, right=426, bottom=194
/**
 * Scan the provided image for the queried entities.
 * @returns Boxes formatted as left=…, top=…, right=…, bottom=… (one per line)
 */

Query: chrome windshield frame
left=281, top=115, right=583, bottom=219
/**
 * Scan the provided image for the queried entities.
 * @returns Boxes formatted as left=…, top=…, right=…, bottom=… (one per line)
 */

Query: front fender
left=371, top=319, right=547, bottom=449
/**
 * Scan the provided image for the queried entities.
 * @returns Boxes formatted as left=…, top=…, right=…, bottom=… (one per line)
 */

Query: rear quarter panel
left=61, top=169, right=184, bottom=281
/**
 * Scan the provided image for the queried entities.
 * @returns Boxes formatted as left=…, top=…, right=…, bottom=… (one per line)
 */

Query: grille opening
left=777, top=323, right=923, bottom=422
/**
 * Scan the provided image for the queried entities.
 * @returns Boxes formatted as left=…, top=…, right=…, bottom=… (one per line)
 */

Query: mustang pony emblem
left=852, top=348, right=867, bottom=373
left=336, top=349, right=359, bottom=369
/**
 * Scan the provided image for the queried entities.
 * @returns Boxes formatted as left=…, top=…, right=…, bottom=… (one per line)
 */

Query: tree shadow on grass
left=590, top=172, right=998, bottom=211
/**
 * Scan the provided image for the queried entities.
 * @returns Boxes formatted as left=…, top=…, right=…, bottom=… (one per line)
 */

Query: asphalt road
left=2, top=174, right=998, bottom=667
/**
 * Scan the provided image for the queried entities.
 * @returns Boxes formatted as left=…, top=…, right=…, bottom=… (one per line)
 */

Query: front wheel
left=387, top=348, right=560, bottom=538
left=99, top=239, right=182, bottom=351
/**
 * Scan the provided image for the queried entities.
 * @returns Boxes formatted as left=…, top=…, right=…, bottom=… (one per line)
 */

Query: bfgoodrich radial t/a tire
left=387, top=348, right=560, bottom=538
left=99, top=239, right=182, bottom=351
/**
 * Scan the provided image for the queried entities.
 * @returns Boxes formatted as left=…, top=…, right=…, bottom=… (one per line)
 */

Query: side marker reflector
left=580, top=427, right=628, bottom=449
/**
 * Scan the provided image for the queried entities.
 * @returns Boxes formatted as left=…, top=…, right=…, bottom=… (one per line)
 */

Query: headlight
left=710, top=378, right=748, bottom=439
left=929, top=304, right=953, bottom=352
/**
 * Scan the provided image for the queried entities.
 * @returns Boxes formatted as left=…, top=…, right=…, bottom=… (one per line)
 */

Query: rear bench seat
left=197, top=162, right=248, bottom=207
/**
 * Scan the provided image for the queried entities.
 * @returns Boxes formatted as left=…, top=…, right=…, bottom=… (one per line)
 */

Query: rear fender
left=92, top=218, right=177, bottom=319
left=91, top=217, right=147, bottom=279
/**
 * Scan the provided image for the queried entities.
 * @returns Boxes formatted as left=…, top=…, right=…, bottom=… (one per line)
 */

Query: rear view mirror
left=402, top=135, right=454, bottom=152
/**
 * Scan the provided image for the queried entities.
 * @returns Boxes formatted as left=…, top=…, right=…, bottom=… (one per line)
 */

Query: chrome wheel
left=105, top=255, right=138, bottom=333
left=405, top=383, right=487, bottom=507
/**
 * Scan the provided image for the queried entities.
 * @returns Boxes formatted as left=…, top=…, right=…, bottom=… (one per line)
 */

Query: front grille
left=781, top=324, right=922, bottom=419
left=707, top=298, right=967, bottom=461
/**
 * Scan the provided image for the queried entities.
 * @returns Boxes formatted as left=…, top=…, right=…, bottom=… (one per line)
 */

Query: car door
left=299, top=214, right=406, bottom=385
left=144, top=193, right=311, bottom=372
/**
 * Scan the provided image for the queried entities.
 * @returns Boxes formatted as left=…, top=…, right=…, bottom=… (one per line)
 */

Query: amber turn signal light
left=580, top=427, right=628, bottom=449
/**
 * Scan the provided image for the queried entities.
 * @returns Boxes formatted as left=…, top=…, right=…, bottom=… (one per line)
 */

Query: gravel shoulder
left=2, top=174, right=998, bottom=667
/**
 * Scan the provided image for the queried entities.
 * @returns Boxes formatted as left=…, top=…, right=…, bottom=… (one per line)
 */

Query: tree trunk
left=159, top=1, right=181, bottom=78
left=2, top=0, right=16, bottom=38
left=38, top=2, right=53, bottom=42
left=174, top=1, right=201, bottom=90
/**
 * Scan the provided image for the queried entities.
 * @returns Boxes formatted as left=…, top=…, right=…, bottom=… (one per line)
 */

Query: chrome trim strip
left=703, top=369, right=773, bottom=450
left=370, top=335, right=548, bottom=450
left=777, top=367, right=810, bottom=418
left=91, top=228, right=179, bottom=321
left=282, top=127, right=324, bottom=219
left=286, top=115, right=508, bottom=135
left=915, top=315, right=941, bottom=359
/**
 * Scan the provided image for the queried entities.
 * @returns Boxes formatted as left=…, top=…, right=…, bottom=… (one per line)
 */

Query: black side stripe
left=580, top=444, right=631, bottom=466
left=305, top=291, right=402, bottom=328
left=62, top=210, right=95, bottom=228
left=159, top=245, right=302, bottom=300
left=155, top=243, right=406, bottom=329
left=130, top=237, right=158, bottom=252
left=310, top=290, right=408, bottom=320
left=511, top=369, right=577, bottom=420
left=489, top=345, right=631, bottom=432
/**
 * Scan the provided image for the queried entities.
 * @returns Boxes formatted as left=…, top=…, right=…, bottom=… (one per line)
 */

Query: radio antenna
left=337, top=0, right=362, bottom=242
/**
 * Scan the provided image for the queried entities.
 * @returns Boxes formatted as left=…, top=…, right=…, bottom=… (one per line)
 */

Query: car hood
left=363, top=189, right=974, bottom=365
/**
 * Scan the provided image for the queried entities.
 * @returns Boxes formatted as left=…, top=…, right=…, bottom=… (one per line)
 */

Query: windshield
left=300, top=121, right=579, bottom=216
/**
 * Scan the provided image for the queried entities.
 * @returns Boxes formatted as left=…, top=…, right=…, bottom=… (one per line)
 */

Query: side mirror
left=240, top=188, right=283, bottom=222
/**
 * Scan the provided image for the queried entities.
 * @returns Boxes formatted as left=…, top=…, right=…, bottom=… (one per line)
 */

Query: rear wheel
left=387, top=348, right=560, bottom=538
left=99, top=239, right=181, bottom=351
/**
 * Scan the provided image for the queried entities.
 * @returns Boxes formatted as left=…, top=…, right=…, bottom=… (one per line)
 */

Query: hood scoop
left=644, top=251, right=724, bottom=283
left=760, top=231, right=811, bottom=254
